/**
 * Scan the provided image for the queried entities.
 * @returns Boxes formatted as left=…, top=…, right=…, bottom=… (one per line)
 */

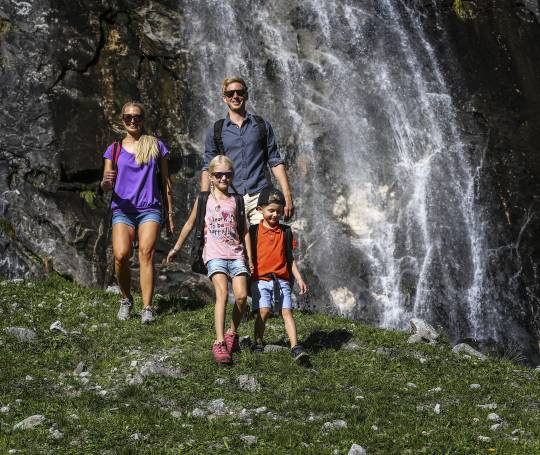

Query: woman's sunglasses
left=123, top=114, right=144, bottom=124
left=223, top=89, right=247, bottom=98
left=212, top=171, right=233, bottom=180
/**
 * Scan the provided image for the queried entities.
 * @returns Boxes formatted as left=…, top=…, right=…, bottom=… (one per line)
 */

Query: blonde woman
left=101, top=101, right=175, bottom=323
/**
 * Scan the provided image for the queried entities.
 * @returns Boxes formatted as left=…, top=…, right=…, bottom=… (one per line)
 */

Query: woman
left=101, top=101, right=175, bottom=323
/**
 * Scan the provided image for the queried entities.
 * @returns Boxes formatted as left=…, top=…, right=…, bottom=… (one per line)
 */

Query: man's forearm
left=271, top=164, right=292, bottom=199
left=200, top=170, right=210, bottom=191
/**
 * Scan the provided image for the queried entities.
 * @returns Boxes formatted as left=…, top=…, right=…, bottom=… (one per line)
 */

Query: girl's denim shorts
left=206, top=258, right=249, bottom=279
left=112, top=210, right=162, bottom=229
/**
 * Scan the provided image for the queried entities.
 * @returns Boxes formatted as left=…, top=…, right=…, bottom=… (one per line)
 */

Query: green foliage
left=452, top=0, right=478, bottom=20
left=0, top=218, right=16, bottom=239
left=0, top=275, right=539, bottom=454
left=80, top=191, right=97, bottom=209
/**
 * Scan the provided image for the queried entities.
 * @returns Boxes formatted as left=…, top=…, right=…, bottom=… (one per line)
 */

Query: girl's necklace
left=211, top=189, right=225, bottom=211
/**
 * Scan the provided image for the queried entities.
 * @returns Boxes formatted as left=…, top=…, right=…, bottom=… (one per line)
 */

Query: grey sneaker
left=117, top=297, right=133, bottom=321
left=141, top=307, right=154, bottom=324
left=291, top=345, right=310, bottom=365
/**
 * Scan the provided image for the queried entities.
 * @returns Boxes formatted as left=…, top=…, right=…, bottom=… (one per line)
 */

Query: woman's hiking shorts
left=112, top=209, right=162, bottom=230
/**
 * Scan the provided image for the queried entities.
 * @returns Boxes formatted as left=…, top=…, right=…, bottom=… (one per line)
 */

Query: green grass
left=0, top=275, right=539, bottom=454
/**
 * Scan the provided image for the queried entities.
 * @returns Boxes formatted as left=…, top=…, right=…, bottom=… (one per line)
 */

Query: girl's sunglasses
left=123, top=114, right=144, bottom=124
left=212, top=171, right=233, bottom=180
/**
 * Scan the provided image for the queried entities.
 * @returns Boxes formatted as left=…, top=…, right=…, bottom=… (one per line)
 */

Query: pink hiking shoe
left=224, top=331, right=240, bottom=354
left=212, top=341, right=231, bottom=364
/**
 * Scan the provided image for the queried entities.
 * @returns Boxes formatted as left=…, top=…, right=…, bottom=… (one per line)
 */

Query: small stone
left=472, top=418, right=480, bottom=423
left=240, top=435, right=257, bottom=445
left=343, top=340, right=361, bottom=350
left=355, top=395, right=365, bottom=400
left=371, top=425, right=378, bottom=431
left=50, top=429, right=64, bottom=440
left=237, top=375, right=261, bottom=392
left=25, top=375, right=33, bottom=381
left=106, top=285, right=121, bottom=294
left=215, top=378, right=226, bottom=385
left=477, top=403, right=497, bottom=410
left=477, top=436, right=491, bottom=442
left=78, top=312, right=88, bottom=319
left=239, top=336, right=252, bottom=348
left=207, top=399, right=227, bottom=415
left=264, top=344, right=289, bottom=352
left=74, top=362, right=87, bottom=375
left=322, top=420, right=347, bottom=431
left=50, top=320, right=68, bottom=335
left=130, top=433, right=140, bottom=441
left=490, top=423, right=502, bottom=431
left=1, top=405, right=10, bottom=413
left=78, top=371, right=90, bottom=378
left=4, top=327, right=37, bottom=342
left=348, top=444, right=366, bottom=455
left=171, top=411, right=182, bottom=418
left=410, top=318, right=439, bottom=342
left=434, top=403, right=441, bottom=414
left=406, top=382, right=417, bottom=388
left=428, top=387, right=442, bottom=393
left=191, top=408, right=207, bottom=417
left=13, top=415, right=45, bottom=430
left=487, top=413, right=501, bottom=422
left=452, top=343, right=487, bottom=360
left=469, top=384, right=481, bottom=390
left=130, top=361, right=138, bottom=368
left=511, top=428, right=523, bottom=435
left=254, top=406, right=267, bottom=414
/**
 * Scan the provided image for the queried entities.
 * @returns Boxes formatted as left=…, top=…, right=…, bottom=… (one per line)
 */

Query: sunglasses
left=223, top=89, right=247, bottom=98
left=212, top=171, right=233, bottom=180
left=123, top=114, right=144, bottom=124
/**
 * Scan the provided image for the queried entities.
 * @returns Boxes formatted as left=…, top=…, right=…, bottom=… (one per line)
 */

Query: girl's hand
left=248, top=258, right=254, bottom=274
left=166, top=248, right=179, bottom=263
left=297, top=279, right=308, bottom=295
left=101, top=170, right=117, bottom=192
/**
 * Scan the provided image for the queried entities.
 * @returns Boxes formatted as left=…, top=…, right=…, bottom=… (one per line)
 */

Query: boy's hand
left=166, top=248, right=179, bottom=264
left=297, top=279, right=308, bottom=295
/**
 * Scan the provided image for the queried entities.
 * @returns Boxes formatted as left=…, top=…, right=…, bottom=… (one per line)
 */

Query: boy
left=250, top=187, right=309, bottom=364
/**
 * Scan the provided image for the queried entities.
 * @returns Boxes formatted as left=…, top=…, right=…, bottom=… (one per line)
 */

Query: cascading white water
left=177, top=0, right=497, bottom=341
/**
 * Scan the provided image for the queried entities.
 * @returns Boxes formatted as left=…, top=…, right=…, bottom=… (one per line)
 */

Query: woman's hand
left=166, top=247, right=179, bottom=264
left=297, top=279, right=308, bottom=295
left=101, top=170, right=117, bottom=192
left=167, top=213, right=177, bottom=234
left=248, top=257, right=254, bottom=274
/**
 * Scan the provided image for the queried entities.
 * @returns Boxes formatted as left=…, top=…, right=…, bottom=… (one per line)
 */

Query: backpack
left=190, top=191, right=246, bottom=274
left=213, top=114, right=272, bottom=189
left=249, top=223, right=295, bottom=286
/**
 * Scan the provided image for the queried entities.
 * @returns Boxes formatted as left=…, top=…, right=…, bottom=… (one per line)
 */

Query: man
left=201, top=76, right=294, bottom=224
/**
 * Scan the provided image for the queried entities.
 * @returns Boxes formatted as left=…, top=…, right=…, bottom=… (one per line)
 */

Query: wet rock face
left=0, top=1, right=198, bottom=288
left=407, top=0, right=540, bottom=361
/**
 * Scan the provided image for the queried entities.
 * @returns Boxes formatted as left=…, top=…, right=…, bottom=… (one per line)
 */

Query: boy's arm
left=166, top=197, right=199, bottom=263
left=244, top=219, right=254, bottom=273
left=291, top=259, right=307, bottom=294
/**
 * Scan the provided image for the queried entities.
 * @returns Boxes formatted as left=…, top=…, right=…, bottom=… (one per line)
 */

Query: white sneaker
left=141, top=307, right=154, bottom=324
left=117, top=297, right=133, bottom=321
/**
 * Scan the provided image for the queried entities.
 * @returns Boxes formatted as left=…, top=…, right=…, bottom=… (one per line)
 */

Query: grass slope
left=0, top=275, right=539, bottom=454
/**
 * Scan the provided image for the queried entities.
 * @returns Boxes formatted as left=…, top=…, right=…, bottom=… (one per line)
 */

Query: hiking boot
left=291, top=345, right=309, bottom=365
left=117, top=297, right=133, bottom=321
left=251, top=343, right=264, bottom=354
left=141, top=307, right=154, bottom=324
left=212, top=341, right=231, bottom=364
left=224, top=331, right=240, bottom=353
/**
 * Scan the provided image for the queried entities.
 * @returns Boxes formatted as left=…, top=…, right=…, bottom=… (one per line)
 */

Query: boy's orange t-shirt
left=252, top=222, right=296, bottom=281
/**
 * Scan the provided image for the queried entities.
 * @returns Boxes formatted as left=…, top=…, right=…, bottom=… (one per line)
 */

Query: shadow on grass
left=303, top=329, right=353, bottom=354
left=155, top=295, right=207, bottom=315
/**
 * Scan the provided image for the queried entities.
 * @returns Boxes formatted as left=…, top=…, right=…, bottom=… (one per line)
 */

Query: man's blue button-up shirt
left=203, top=112, right=283, bottom=195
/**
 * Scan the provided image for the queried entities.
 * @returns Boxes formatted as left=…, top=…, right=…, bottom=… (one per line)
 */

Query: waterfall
left=176, top=0, right=499, bottom=343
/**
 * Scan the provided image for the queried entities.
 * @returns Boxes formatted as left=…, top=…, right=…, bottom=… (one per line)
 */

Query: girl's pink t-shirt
left=202, top=195, right=245, bottom=264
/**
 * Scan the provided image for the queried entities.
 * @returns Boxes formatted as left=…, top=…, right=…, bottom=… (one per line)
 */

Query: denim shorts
left=207, top=258, right=249, bottom=279
left=112, top=210, right=162, bottom=229
left=252, top=278, right=292, bottom=312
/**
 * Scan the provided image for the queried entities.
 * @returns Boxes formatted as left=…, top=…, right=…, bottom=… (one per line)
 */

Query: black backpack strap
left=194, top=191, right=210, bottom=242
left=282, top=224, right=295, bottom=286
left=234, top=193, right=246, bottom=239
left=213, top=119, right=226, bottom=155
left=249, top=223, right=259, bottom=266
left=251, top=115, right=268, bottom=159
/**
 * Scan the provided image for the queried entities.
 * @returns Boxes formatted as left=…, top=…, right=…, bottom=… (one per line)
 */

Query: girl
left=101, top=101, right=175, bottom=324
left=167, top=155, right=252, bottom=364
